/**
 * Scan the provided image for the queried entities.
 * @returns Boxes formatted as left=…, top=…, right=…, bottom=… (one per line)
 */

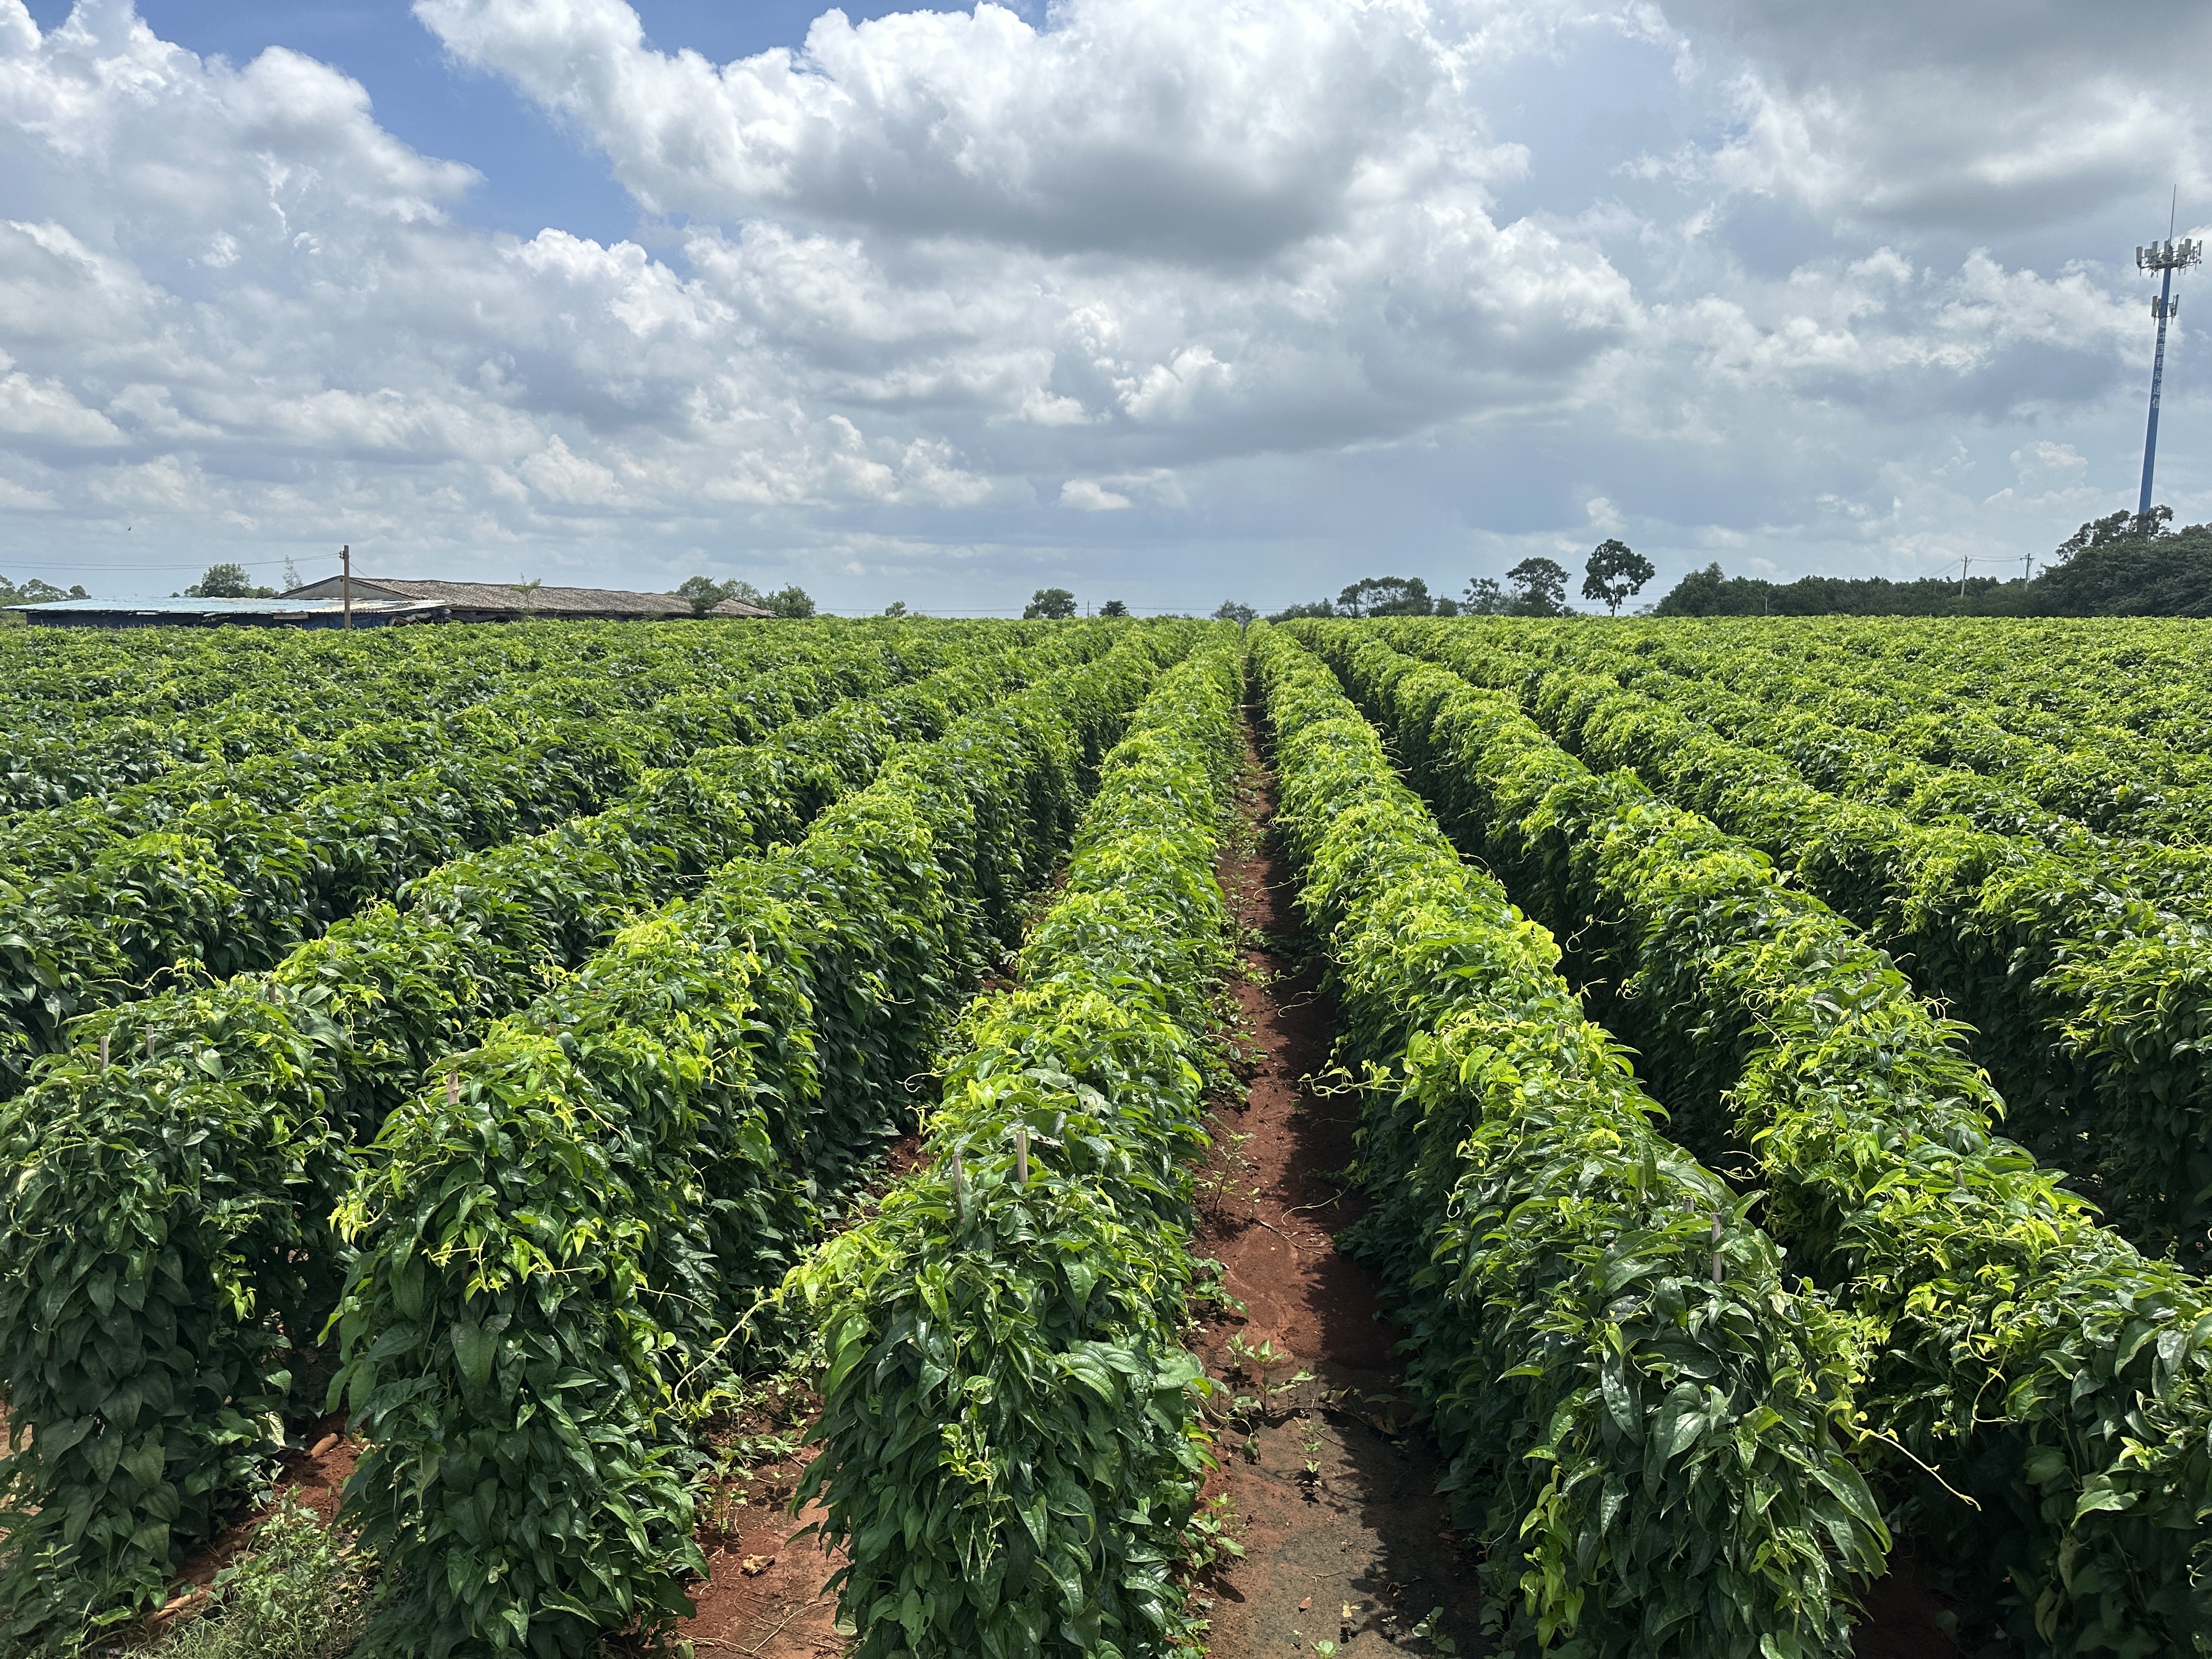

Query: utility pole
left=341, top=544, right=352, bottom=629
left=1959, top=554, right=1973, bottom=596
left=2136, top=191, right=2202, bottom=522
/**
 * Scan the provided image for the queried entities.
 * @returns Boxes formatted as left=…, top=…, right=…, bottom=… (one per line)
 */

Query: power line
left=0, top=552, right=341, bottom=574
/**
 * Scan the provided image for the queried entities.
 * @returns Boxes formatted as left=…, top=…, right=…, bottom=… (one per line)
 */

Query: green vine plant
left=790, top=641, right=1247, bottom=1659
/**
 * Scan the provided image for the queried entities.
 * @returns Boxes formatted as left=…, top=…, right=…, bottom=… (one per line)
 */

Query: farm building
left=7, top=578, right=773, bottom=628
left=2, top=595, right=445, bottom=629
left=285, top=575, right=776, bottom=621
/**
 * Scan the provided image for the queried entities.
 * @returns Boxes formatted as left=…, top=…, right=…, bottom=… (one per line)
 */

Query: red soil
left=128, top=708, right=1997, bottom=1658
left=153, top=1412, right=359, bottom=1626
left=1190, top=714, right=1990, bottom=1659
left=663, top=1138, right=936, bottom=1659
left=1188, top=730, right=1485, bottom=1656
left=675, top=1458, right=847, bottom=1659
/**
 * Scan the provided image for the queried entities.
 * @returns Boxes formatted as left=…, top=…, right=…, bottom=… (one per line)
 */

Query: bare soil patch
left=668, top=1129, right=933, bottom=1659
left=129, top=701, right=1990, bottom=1658
left=1187, top=721, right=1485, bottom=1656
left=1189, top=708, right=1983, bottom=1659
left=676, top=1442, right=844, bottom=1659
left=152, top=1412, right=359, bottom=1628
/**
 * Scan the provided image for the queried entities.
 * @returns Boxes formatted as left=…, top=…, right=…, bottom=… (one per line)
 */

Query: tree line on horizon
left=1253, top=540, right=1658, bottom=622
left=31, top=509, right=2208, bottom=628
left=1656, top=509, right=2212, bottom=618
left=1214, top=511, right=2212, bottom=625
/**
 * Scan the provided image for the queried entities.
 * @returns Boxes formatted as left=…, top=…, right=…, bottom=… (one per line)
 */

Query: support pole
left=341, top=543, right=352, bottom=630
left=2140, top=262, right=2177, bottom=522
left=2134, top=206, right=2200, bottom=524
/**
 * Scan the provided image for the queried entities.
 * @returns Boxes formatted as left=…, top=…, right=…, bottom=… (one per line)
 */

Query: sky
left=1, top=0, right=2208, bottom=613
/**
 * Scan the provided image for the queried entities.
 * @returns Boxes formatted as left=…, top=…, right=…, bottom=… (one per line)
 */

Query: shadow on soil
left=1189, top=723, right=1485, bottom=1657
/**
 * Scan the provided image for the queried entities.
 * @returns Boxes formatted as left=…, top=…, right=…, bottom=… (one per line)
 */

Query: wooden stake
left=98, top=1032, right=109, bottom=1069
left=447, top=1072, right=460, bottom=1107
left=1015, top=1126, right=1029, bottom=1187
left=1711, top=1213, right=1724, bottom=1284
left=144, top=1030, right=154, bottom=1061
left=950, top=1148, right=966, bottom=1204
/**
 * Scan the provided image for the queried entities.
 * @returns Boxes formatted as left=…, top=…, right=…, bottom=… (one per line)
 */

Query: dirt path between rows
left=1188, top=718, right=1485, bottom=1657
left=1189, top=707, right=1990, bottom=1659
left=674, top=1480, right=845, bottom=1659
left=146, top=703, right=1993, bottom=1659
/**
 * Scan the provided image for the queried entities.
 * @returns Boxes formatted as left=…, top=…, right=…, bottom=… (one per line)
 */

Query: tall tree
left=1335, top=575, right=1433, bottom=616
left=1505, top=557, right=1569, bottom=616
left=676, top=575, right=737, bottom=616
left=1462, top=577, right=1508, bottom=614
left=2057, top=505, right=2171, bottom=561
left=1581, top=539, right=1656, bottom=614
left=696, top=578, right=815, bottom=617
left=1211, top=600, right=1256, bottom=624
left=185, top=562, right=274, bottom=598
left=1023, top=587, right=1077, bottom=619
left=1099, top=599, right=1130, bottom=617
left=764, top=584, right=816, bottom=618
left=0, top=575, right=88, bottom=605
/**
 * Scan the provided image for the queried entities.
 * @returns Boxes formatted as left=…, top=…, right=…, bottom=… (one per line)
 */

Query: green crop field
left=1, top=616, right=2207, bottom=1659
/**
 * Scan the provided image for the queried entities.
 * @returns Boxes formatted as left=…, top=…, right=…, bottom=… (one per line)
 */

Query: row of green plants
left=0, top=619, right=855, bottom=841
left=0, top=624, right=687, bottom=814
left=791, top=643, right=1243, bottom=1659
left=0, top=629, right=957, bottom=1098
left=0, top=625, right=1127, bottom=1653
left=1480, top=619, right=2212, bottom=845
left=1253, top=625, right=1885, bottom=1657
left=0, top=619, right=511, bottom=729
left=319, top=625, right=1199, bottom=1658
left=0, top=605, right=587, bottom=701
left=1301, top=624, right=2212, bottom=1657
left=0, top=618, right=877, bottom=879
left=0, top=618, right=830, bottom=816
left=1544, top=624, right=2212, bottom=857
left=1535, top=633, right=2212, bottom=926
left=1374, top=617, right=2212, bottom=1267
left=1623, top=615, right=2212, bottom=769
left=1454, top=615, right=2212, bottom=835
left=1635, top=630, right=2212, bottom=843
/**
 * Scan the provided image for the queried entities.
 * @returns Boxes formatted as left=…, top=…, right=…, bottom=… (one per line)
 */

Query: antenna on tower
left=2135, top=188, right=2200, bottom=526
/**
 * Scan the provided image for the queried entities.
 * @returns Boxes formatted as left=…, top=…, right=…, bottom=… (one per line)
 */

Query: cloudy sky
left=2, top=0, right=2207, bottom=613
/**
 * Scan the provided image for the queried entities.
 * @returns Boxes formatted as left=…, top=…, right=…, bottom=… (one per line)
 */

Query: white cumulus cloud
left=1059, top=478, right=1131, bottom=511
left=0, top=0, right=2197, bottom=607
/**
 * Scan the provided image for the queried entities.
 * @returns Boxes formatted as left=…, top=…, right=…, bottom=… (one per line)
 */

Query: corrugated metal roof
left=1, top=596, right=431, bottom=617
left=286, top=575, right=775, bottom=618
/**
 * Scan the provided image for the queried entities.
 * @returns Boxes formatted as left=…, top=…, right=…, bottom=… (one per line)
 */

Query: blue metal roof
left=4, top=596, right=356, bottom=615
left=2, top=595, right=447, bottom=628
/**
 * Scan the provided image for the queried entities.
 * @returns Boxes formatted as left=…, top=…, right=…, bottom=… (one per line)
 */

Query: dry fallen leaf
left=740, top=1554, right=776, bottom=1577
left=1297, top=1596, right=1312, bottom=1611
left=310, top=1434, right=340, bottom=1458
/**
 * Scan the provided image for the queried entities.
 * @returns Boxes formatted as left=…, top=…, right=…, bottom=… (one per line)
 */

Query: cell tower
left=2135, top=191, right=2202, bottom=520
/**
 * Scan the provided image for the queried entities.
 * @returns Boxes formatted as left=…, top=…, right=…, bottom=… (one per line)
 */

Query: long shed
left=284, top=576, right=774, bottom=622
left=3, top=596, right=445, bottom=629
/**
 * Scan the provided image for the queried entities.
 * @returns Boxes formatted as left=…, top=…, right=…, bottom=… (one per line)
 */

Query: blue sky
left=1, top=0, right=2207, bottom=612
left=14, top=2, right=915, bottom=243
